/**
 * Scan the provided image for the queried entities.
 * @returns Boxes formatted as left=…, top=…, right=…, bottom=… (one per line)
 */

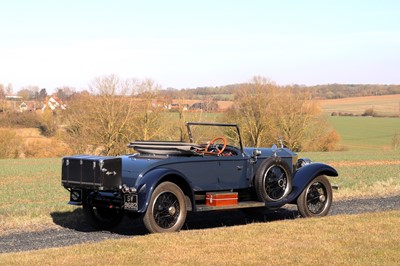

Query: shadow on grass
left=50, top=208, right=148, bottom=236
left=51, top=206, right=300, bottom=236
left=185, top=207, right=300, bottom=231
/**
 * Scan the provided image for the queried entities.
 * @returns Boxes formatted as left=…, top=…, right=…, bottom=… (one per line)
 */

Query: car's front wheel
left=82, top=204, right=124, bottom=230
left=297, top=175, right=332, bottom=217
left=143, top=182, right=187, bottom=233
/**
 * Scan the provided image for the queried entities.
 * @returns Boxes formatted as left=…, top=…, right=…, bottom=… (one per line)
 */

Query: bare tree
left=0, top=84, right=5, bottom=99
left=225, top=76, right=278, bottom=147
left=271, top=88, right=320, bottom=150
left=6, top=83, right=13, bottom=95
left=63, top=75, right=137, bottom=155
left=63, top=75, right=168, bottom=155
left=225, top=76, right=339, bottom=151
left=55, top=86, right=76, bottom=100
left=17, top=86, right=40, bottom=100
left=129, top=79, right=167, bottom=141
left=38, top=88, right=48, bottom=101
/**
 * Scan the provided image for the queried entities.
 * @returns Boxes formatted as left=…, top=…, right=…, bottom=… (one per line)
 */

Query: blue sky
left=1, top=0, right=399, bottom=92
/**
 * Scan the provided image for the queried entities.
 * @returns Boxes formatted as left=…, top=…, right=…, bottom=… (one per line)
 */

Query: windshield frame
left=186, top=122, right=244, bottom=154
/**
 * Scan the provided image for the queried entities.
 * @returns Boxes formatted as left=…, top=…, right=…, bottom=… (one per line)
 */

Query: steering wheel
left=205, top=136, right=227, bottom=155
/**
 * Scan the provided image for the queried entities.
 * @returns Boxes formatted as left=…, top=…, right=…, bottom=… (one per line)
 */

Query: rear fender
left=135, top=168, right=194, bottom=213
left=265, top=163, right=338, bottom=208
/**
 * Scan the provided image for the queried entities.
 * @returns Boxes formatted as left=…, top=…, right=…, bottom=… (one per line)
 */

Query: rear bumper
left=65, top=188, right=139, bottom=211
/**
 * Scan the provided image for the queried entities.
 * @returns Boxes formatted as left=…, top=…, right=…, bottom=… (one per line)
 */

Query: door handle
left=236, top=166, right=243, bottom=171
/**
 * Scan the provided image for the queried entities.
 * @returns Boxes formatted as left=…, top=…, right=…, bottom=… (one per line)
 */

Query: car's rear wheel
left=82, top=204, right=124, bottom=230
left=255, top=157, right=292, bottom=202
left=143, top=182, right=187, bottom=233
left=297, top=175, right=332, bottom=217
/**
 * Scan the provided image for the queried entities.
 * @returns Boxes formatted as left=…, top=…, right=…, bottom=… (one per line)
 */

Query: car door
left=166, top=155, right=249, bottom=191
left=216, top=155, right=250, bottom=189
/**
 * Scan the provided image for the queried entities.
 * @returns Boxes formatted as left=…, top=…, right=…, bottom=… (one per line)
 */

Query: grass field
left=1, top=98, right=400, bottom=264
left=0, top=158, right=73, bottom=234
left=327, top=116, right=400, bottom=151
left=319, top=94, right=400, bottom=117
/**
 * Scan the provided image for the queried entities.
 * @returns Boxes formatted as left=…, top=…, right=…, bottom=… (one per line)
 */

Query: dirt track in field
left=327, top=160, right=400, bottom=167
left=1, top=196, right=400, bottom=254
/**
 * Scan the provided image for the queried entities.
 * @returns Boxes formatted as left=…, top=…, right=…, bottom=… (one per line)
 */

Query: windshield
left=186, top=122, right=243, bottom=152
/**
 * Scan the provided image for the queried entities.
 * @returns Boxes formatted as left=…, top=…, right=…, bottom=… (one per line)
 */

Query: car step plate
left=196, top=201, right=265, bottom=212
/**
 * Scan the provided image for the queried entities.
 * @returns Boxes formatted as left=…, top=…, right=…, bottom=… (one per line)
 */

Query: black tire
left=255, top=157, right=292, bottom=202
left=82, top=204, right=124, bottom=230
left=143, top=182, right=187, bottom=233
left=297, top=175, right=332, bottom=217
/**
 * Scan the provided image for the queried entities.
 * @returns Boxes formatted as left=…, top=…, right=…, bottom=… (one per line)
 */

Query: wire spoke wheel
left=144, top=182, right=187, bottom=233
left=297, top=175, right=332, bottom=217
left=306, top=182, right=328, bottom=214
left=153, top=192, right=180, bottom=229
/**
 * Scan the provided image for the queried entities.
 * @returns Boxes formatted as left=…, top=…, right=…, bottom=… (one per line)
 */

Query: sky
left=1, top=0, right=399, bottom=93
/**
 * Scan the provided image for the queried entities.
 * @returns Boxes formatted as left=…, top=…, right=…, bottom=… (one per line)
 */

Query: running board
left=196, top=201, right=265, bottom=212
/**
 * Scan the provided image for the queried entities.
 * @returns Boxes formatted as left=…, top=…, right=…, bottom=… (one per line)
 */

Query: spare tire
left=255, top=157, right=292, bottom=202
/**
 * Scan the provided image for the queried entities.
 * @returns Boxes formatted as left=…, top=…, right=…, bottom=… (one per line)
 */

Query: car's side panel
left=134, top=155, right=251, bottom=212
left=217, top=157, right=250, bottom=189
left=137, top=155, right=251, bottom=192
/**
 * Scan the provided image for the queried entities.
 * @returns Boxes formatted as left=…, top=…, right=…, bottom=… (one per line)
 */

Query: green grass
left=327, top=116, right=400, bottom=151
left=299, top=150, right=400, bottom=199
left=300, top=150, right=400, bottom=162
left=320, top=94, right=400, bottom=117
left=331, top=163, right=400, bottom=199
left=0, top=158, right=75, bottom=233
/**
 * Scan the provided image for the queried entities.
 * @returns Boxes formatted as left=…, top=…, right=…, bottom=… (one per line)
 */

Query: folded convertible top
left=128, top=141, right=203, bottom=155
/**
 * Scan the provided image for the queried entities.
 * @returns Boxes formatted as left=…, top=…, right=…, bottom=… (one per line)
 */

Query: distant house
left=6, top=95, right=23, bottom=101
left=3, top=96, right=22, bottom=112
left=42, top=96, right=66, bottom=112
left=19, top=102, right=28, bottom=112
left=1, top=96, right=39, bottom=112
left=19, top=101, right=37, bottom=112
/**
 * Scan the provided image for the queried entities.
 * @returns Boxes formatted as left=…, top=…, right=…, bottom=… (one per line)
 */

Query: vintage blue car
left=62, top=122, right=338, bottom=233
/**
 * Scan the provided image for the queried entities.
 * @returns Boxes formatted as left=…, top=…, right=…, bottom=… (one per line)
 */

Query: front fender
left=265, top=162, right=338, bottom=208
left=135, top=168, right=193, bottom=213
left=292, top=162, right=338, bottom=194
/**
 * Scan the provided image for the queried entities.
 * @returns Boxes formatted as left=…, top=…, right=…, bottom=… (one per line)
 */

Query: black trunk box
left=62, top=155, right=122, bottom=190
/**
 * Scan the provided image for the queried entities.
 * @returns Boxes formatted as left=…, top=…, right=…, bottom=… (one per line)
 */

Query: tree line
left=2, top=80, right=399, bottom=103
left=3, top=75, right=373, bottom=158
left=58, top=75, right=339, bottom=155
left=158, top=83, right=400, bottom=101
